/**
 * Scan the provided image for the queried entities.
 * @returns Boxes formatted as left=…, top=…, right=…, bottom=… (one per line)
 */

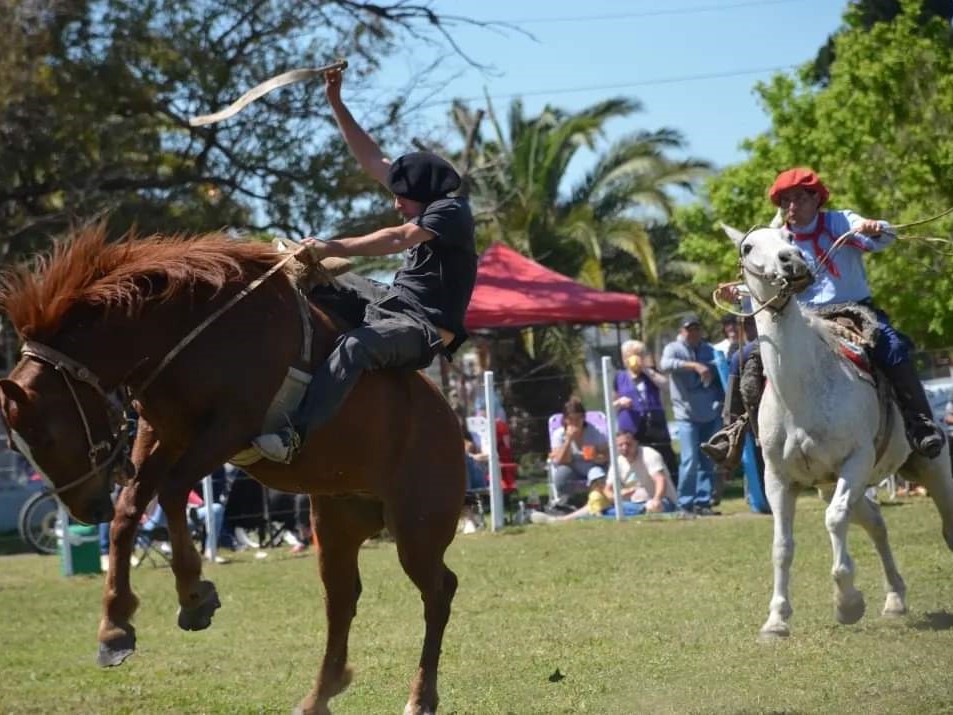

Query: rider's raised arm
left=325, top=68, right=391, bottom=187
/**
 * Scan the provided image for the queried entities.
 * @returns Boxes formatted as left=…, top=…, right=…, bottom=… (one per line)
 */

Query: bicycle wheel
left=18, top=492, right=61, bottom=555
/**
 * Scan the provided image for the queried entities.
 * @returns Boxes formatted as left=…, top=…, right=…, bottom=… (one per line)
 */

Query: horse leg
left=161, top=488, right=221, bottom=631
left=389, top=509, right=459, bottom=715
left=760, top=470, right=796, bottom=641
left=296, top=496, right=383, bottom=715
left=97, top=480, right=155, bottom=666
left=899, top=446, right=953, bottom=551
left=824, top=453, right=875, bottom=626
left=849, top=493, right=907, bottom=617
left=98, top=418, right=166, bottom=667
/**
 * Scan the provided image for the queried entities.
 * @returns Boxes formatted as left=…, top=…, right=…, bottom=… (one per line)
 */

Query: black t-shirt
left=392, top=197, right=477, bottom=351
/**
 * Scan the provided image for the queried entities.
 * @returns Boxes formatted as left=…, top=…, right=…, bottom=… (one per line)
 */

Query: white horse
left=723, top=224, right=953, bottom=640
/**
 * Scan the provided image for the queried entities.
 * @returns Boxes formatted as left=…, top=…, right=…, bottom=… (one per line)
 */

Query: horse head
left=722, top=224, right=813, bottom=311
left=0, top=352, right=127, bottom=525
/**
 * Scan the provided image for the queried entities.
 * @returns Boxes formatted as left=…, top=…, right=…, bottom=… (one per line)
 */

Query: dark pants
left=295, top=276, right=442, bottom=435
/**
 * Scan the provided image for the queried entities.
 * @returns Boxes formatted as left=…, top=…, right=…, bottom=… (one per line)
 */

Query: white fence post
left=201, top=475, right=218, bottom=562
left=483, top=371, right=505, bottom=531
left=601, top=356, right=623, bottom=521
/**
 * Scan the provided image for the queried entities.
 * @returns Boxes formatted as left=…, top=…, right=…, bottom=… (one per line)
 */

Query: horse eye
left=742, top=243, right=753, bottom=256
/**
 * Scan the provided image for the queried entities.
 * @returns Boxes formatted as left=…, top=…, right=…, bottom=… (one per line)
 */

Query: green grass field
left=3, top=494, right=953, bottom=714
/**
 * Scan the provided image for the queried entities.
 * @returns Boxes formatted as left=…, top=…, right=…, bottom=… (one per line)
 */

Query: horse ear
left=720, top=223, right=746, bottom=248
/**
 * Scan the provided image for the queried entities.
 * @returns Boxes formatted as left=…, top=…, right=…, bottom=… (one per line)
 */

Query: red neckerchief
left=788, top=212, right=840, bottom=278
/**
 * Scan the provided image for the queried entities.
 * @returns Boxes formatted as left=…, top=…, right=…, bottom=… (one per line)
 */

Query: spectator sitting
left=549, top=397, right=609, bottom=506
left=459, top=416, right=489, bottom=534
left=140, top=487, right=228, bottom=563
left=606, top=430, right=677, bottom=513
left=612, top=339, right=678, bottom=478
left=531, top=468, right=611, bottom=523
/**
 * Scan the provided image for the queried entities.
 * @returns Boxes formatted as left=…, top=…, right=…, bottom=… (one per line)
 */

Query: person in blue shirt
left=704, top=168, right=943, bottom=465
left=660, top=314, right=724, bottom=516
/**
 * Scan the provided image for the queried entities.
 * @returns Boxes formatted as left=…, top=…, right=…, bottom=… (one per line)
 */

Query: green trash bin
left=61, top=523, right=102, bottom=576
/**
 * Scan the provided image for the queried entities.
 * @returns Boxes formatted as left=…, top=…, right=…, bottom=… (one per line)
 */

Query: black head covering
left=386, top=151, right=461, bottom=204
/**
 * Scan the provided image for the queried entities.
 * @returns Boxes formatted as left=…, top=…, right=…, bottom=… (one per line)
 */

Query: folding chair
left=133, top=496, right=207, bottom=568
left=546, top=410, right=609, bottom=503
left=465, top=416, right=520, bottom=524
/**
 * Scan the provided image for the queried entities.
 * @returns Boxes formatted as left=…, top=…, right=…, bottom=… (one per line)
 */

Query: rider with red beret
left=704, top=168, right=943, bottom=466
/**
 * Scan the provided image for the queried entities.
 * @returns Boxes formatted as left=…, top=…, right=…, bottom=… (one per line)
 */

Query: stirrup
left=907, top=418, right=944, bottom=459
left=252, top=426, right=302, bottom=464
left=701, top=416, right=748, bottom=469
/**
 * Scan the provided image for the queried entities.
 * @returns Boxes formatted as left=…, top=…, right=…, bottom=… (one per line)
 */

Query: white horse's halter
left=736, top=227, right=813, bottom=316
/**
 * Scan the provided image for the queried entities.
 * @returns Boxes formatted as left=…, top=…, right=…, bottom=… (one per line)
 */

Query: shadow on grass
left=911, top=611, right=953, bottom=631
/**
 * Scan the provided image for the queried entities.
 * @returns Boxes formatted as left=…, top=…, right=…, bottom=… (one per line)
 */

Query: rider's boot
left=883, top=360, right=945, bottom=458
left=702, top=373, right=748, bottom=470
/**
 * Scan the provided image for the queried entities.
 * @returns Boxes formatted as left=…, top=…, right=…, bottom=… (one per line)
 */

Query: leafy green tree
left=811, top=0, right=952, bottom=85
left=0, top=0, right=492, bottom=260
left=679, top=0, right=953, bottom=347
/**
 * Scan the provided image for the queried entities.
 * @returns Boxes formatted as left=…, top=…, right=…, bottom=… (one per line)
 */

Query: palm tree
left=449, top=96, right=711, bottom=454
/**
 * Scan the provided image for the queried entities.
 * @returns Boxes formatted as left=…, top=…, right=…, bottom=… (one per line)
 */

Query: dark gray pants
left=295, top=277, right=442, bottom=435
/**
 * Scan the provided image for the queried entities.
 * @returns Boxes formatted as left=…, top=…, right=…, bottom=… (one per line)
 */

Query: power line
left=418, top=65, right=797, bottom=109
left=498, top=0, right=803, bottom=25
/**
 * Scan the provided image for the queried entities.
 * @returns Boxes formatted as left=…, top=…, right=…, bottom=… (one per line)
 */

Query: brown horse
left=0, top=226, right=465, bottom=715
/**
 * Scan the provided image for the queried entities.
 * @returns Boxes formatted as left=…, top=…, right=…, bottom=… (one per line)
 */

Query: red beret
left=768, top=168, right=829, bottom=207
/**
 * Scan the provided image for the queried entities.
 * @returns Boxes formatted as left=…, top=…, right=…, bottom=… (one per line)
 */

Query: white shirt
left=613, top=445, right=676, bottom=502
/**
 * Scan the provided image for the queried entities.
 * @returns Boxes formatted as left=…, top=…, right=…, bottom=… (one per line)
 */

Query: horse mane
left=0, top=224, right=280, bottom=341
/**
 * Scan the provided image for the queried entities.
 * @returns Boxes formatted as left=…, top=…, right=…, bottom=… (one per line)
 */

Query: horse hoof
left=758, top=625, right=790, bottom=642
left=882, top=593, right=908, bottom=618
left=404, top=704, right=436, bottom=715
left=835, top=595, right=866, bottom=625
left=97, top=629, right=137, bottom=667
left=177, top=582, right=221, bottom=631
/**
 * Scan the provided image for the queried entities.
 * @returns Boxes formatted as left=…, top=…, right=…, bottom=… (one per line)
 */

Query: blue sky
left=351, top=0, right=848, bottom=184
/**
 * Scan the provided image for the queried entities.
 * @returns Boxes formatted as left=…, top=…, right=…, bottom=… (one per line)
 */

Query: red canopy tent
left=464, top=242, right=641, bottom=330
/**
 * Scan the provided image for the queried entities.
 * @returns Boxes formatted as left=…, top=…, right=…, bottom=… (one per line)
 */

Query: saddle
left=811, top=302, right=880, bottom=384
left=811, top=302, right=897, bottom=460
left=229, top=242, right=352, bottom=467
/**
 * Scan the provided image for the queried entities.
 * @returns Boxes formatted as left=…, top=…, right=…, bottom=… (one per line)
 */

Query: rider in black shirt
left=253, top=67, right=477, bottom=464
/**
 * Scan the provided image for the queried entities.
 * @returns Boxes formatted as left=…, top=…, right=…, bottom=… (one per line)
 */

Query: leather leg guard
left=701, top=414, right=749, bottom=471
left=883, top=361, right=944, bottom=459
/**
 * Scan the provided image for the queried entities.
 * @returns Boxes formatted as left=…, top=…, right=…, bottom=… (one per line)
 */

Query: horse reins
left=714, top=205, right=953, bottom=318
left=13, top=246, right=319, bottom=495
left=17, top=341, right=132, bottom=496
left=712, top=227, right=807, bottom=319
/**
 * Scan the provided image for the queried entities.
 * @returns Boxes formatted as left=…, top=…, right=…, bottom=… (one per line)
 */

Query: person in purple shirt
left=612, top=340, right=678, bottom=478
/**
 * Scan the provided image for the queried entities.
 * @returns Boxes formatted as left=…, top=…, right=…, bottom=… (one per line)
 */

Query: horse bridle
left=5, top=249, right=303, bottom=497
left=14, top=341, right=133, bottom=497
left=737, top=227, right=813, bottom=316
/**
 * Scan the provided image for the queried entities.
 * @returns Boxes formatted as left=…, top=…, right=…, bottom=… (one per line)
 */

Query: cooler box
left=61, top=523, right=102, bottom=576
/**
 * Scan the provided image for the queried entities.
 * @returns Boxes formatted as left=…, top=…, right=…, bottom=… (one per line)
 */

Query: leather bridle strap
left=19, top=341, right=129, bottom=496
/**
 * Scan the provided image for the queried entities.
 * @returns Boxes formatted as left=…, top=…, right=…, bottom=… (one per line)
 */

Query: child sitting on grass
left=531, top=469, right=610, bottom=523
